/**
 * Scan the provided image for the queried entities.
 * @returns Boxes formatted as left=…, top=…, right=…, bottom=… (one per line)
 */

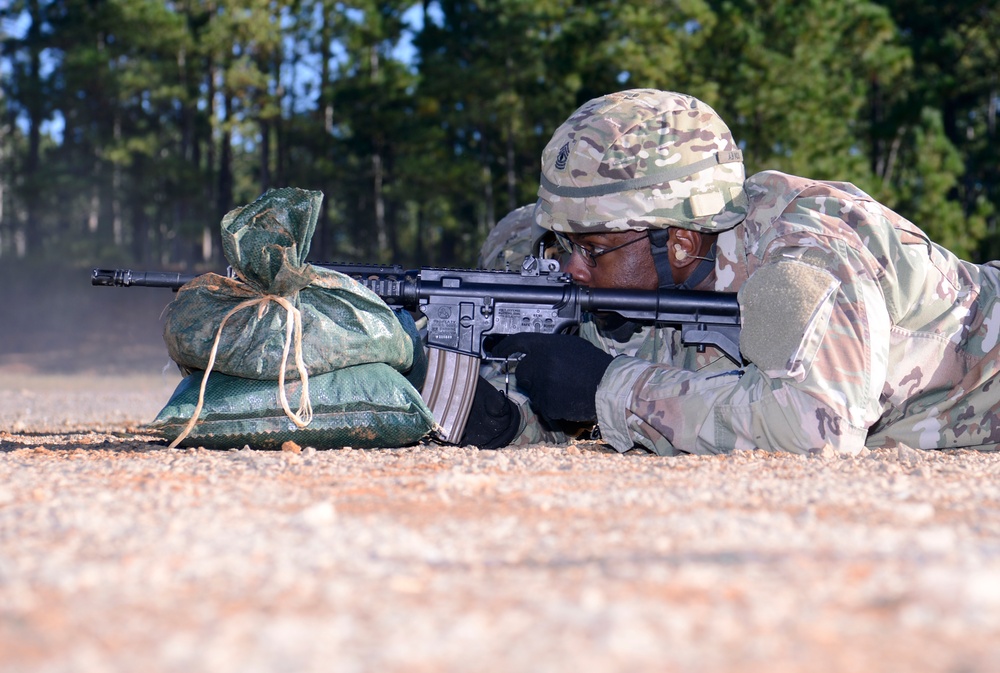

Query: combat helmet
left=537, top=88, right=748, bottom=233
left=535, top=89, right=749, bottom=288
left=478, top=204, right=551, bottom=271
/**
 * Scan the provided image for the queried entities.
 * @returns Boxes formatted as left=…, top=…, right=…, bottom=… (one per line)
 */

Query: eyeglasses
left=554, top=232, right=648, bottom=267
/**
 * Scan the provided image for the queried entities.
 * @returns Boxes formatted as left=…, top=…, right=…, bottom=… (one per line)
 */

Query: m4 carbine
left=92, top=258, right=742, bottom=443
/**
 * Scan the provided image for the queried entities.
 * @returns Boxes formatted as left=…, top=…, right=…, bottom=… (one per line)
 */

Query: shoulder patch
left=738, top=261, right=840, bottom=376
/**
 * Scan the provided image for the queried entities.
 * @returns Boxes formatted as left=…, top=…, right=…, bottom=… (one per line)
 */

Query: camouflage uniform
left=522, top=88, right=1000, bottom=455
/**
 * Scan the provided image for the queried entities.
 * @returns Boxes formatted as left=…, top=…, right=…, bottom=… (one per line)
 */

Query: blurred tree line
left=0, top=0, right=997, bottom=269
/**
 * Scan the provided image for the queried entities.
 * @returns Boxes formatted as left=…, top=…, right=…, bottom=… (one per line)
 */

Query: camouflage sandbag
left=163, top=187, right=412, bottom=380
left=148, top=364, right=434, bottom=450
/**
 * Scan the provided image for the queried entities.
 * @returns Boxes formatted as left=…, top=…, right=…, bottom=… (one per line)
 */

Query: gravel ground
left=2, top=267, right=1000, bottom=672
left=4, top=374, right=1000, bottom=673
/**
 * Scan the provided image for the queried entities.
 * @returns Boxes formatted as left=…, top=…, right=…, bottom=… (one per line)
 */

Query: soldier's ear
left=669, top=228, right=702, bottom=268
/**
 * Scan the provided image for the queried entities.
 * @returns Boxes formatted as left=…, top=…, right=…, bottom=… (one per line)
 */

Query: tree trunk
left=22, top=0, right=44, bottom=255
left=216, top=94, right=234, bottom=263
left=112, top=115, right=123, bottom=246
left=131, top=155, right=148, bottom=263
left=204, top=59, right=219, bottom=263
left=479, top=123, right=495, bottom=238
left=313, top=3, right=337, bottom=261
left=373, top=151, right=387, bottom=257
left=260, top=118, right=271, bottom=192
left=370, top=46, right=388, bottom=259
left=506, top=119, right=517, bottom=214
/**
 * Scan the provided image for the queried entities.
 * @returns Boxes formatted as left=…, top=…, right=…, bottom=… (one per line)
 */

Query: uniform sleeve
left=596, top=220, right=892, bottom=456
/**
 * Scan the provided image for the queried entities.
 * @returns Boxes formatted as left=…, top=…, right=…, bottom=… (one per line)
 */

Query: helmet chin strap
left=647, top=229, right=716, bottom=290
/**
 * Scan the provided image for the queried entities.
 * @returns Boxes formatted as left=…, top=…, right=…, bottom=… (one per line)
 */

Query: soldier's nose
left=565, top=254, right=591, bottom=285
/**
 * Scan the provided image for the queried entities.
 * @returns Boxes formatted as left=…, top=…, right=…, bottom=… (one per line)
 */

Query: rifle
left=92, top=258, right=742, bottom=442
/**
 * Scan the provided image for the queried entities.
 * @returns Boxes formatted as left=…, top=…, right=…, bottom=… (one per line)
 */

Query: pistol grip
left=421, top=349, right=480, bottom=444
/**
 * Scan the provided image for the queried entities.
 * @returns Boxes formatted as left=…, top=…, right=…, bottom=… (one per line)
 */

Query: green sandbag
left=147, top=364, right=434, bottom=450
left=162, top=187, right=413, bottom=380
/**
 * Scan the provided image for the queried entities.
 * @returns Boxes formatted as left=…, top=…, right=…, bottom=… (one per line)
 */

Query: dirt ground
left=2, top=265, right=1000, bottom=673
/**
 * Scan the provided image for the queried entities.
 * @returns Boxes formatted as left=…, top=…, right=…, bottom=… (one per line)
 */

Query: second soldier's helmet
left=535, top=89, right=749, bottom=234
left=478, top=204, right=545, bottom=270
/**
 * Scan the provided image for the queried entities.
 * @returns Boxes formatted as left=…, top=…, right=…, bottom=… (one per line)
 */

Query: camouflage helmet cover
left=536, top=89, right=749, bottom=234
left=478, top=204, right=546, bottom=270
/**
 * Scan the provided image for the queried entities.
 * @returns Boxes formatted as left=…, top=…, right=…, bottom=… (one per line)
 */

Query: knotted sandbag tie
left=169, top=293, right=313, bottom=448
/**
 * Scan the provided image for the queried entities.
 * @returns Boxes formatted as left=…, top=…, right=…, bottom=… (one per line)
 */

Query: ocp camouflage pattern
left=595, top=170, right=1000, bottom=455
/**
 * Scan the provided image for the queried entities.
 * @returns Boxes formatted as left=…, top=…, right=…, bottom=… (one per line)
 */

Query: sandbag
left=147, top=364, right=434, bottom=450
left=162, top=187, right=412, bottom=380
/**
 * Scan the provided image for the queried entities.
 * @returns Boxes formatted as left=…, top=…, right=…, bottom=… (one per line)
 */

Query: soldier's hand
left=459, top=377, right=521, bottom=450
left=492, top=333, right=614, bottom=423
left=393, top=308, right=428, bottom=390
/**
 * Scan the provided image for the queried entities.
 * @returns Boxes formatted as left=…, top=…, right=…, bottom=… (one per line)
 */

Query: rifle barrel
left=91, top=268, right=198, bottom=288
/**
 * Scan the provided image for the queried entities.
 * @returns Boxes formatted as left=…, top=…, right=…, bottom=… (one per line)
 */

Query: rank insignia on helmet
left=554, top=142, right=571, bottom=170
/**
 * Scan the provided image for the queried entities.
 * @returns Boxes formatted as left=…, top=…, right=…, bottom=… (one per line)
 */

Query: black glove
left=393, top=309, right=428, bottom=390
left=459, top=377, right=521, bottom=450
left=491, top=333, right=614, bottom=423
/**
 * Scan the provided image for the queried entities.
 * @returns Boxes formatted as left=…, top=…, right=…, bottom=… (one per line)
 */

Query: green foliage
left=698, top=0, right=903, bottom=185
left=0, top=0, right=997, bottom=266
left=891, top=108, right=985, bottom=260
